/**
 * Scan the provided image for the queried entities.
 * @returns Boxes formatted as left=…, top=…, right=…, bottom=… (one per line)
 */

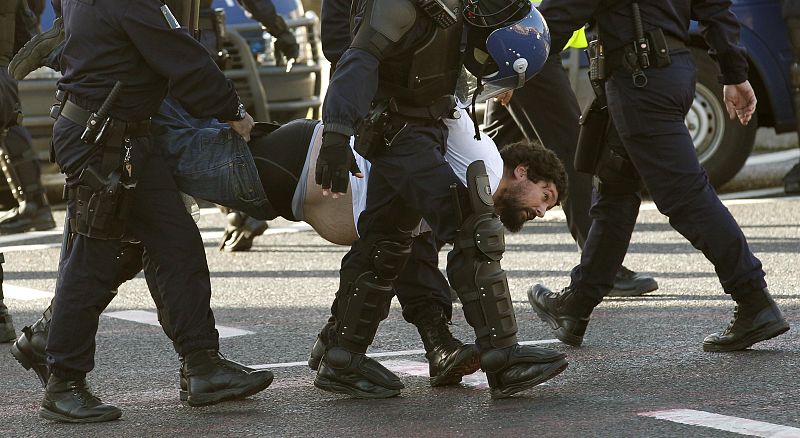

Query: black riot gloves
left=274, top=31, right=299, bottom=61
left=315, top=132, right=362, bottom=195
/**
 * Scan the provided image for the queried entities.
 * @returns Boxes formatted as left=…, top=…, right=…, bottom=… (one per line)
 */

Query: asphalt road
left=1, top=190, right=798, bottom=437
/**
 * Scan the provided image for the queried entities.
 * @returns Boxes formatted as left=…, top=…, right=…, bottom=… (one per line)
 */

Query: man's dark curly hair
left=499, top=139, right=568, bottom=205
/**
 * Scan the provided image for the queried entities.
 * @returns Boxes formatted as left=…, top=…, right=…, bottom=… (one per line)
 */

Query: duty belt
left=605, top=34, right=686, bottom=74
left=388, top=95, right=459, bottom=121
left=59, top=100, right=151, bottom=138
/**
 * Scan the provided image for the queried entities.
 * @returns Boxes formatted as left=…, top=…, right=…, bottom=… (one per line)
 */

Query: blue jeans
left=153, top=97, right=271, bottom=219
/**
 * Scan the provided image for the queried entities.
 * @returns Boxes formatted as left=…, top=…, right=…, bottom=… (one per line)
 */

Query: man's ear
left=514, top=164, right=529, bottom=180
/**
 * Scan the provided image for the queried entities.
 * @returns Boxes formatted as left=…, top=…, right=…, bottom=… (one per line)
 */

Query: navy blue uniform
left=538, top=0, right=765, bottom=301
left=48, top=0, right=241, bottom=378
left=320, top=0, right=352, bottom=67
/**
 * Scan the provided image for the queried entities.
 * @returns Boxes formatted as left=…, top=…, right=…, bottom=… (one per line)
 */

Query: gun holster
left=72, top=165, right=136, bottom=240
left=354, top=101, right=391, bottom=160
left=575, top=96, right=610, bottom=175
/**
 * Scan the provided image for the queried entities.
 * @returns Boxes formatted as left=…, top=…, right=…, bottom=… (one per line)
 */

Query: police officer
left=0, top=0, right=56, bottom=235
left=782, top=0, right=800, bottom=194
left=41, top=0, right=274, bottom=422
left=528, top=0, right=790, bottom=351
left=312, top=0, right=568, bottom=399
left=484, top=11, right=656, bottom=297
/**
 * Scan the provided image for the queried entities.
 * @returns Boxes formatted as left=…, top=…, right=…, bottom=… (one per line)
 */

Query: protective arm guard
left=350, top=0, right=417, bottom=61
left=447, top=161, right=518, bottom=350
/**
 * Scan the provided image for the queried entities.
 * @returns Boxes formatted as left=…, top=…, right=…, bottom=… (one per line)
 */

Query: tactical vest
left=0, top=0, right=18, bottom=65
left=376, top=0, right=465, bottom=107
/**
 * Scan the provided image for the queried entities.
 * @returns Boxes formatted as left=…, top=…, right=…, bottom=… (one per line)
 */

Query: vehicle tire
left=688, top=47, right=757, bottom=188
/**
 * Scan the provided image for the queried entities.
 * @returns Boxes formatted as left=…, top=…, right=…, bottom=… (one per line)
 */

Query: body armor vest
left=376, top=0, right=464, bottom=107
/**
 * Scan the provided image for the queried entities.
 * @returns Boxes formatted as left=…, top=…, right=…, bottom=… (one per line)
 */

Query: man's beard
left=494, top=185, right=528, bottom=233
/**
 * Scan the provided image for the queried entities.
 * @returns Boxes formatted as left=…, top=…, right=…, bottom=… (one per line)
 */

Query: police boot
left=178, top=355, right=262, bottom=402
left=784, top=162, right=800, bottom=194
left=527, top=284, right=598, bottom=347
left=0, top=298, right=15, bottom=343
left=608, top=265, right=659, bottom=297
left=39, top=375, right=122, bottom=423
left=703, top=288, right=790, bottom=352
left=182, top=349, right=274, bottom=407
left=409, top=305, right=480, bottom=387
left=8, top=16, right=65, bottom=80
left=219, top=211, right=268, bottom=252
left=450, top=161, right=568, bottom=398
left=308, top=315, right=336, bottom=371
left=0, top=195, right=57, bottom=235
left=10, top=306, right=51, bottom=386
left=315, top=346, right=404, bottom=399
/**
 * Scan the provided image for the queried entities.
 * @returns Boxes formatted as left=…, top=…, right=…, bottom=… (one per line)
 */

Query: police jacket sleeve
left=691, top=0, right=748, bottom=84
left=320, top=0, right=353, bottom=66
left=321, top=47, right=380, bottom=137
left=539, top=0, right=601, bottom=54
left=120, top=0, right=240, bottom=121
left=237, top=0, right=289, bottom=36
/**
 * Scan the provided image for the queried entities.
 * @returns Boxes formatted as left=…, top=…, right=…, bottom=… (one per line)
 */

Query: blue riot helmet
left=463, top=5, right=550, bottom=102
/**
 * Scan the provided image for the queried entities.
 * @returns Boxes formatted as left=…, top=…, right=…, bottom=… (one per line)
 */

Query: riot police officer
left=528, top=0, right=790, bottom=352
left=313, top=0, right=568, bottom=399
left=0, top=0, right=56, bottom=235
left=41, top=0, right=273, bottom=423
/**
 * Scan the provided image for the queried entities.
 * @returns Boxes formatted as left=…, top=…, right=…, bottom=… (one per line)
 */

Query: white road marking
left=380, top=359, right=491, bottom=389
left=0, top=229, right=63, bottom=244
left=639, top=409, right=800, bottom=437
left=248, top=339, right=560, bottom=370
left=745, top=148, right=800, bottom=166
left=0, top=242, right=61, bottom=253
left=3, top=284, right=54, bottom=300
left=103, top=310, right=254, bottom=338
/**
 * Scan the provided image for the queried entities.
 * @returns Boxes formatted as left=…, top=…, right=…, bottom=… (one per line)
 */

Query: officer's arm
left=538, top=0, right=601, bottom=53
left=120, top=0, right=240, bottom=122
left=322, top=0, right=418, bottom=136
left=237, top=0, right=289, bottom=37
left=691, top=0, right=748, bottom=84
left=320, top=0, right=353, bottom=66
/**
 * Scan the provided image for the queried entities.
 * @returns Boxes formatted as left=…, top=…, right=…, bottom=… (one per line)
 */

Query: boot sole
left=429, top=349, right=481, bottom=387
left=607, top=279, right=659, bottom=297
left=314, top=376, right=400, bottom=399
left=527, top=290, right=584, bottom=347
left=39, top=407, right=122, bottom=423
left=10, top=340, right=49, bottom=387
left=490, top=358, right=569, bottom=399
left=703, top=321, right=790, bottom=352
left=186, top=375, right=274, bottom=407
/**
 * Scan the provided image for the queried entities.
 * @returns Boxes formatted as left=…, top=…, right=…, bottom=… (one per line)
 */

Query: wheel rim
left=686, top=83, right=725, bottom=165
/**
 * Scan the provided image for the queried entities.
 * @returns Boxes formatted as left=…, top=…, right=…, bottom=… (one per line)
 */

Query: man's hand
left=315, top=132, right=363, bottom=198
left=229, top=112, right=255, bottom=141
left=274, top=31, right=300, bottom=62
left=494, top=89, right=514, bottom=106
left=723, top=80, right=757, bottom=126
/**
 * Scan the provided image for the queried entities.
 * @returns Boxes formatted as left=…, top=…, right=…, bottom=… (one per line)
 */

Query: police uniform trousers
left=331, top=119, right=463, bottom=349
left=484, top=55, right=594, bottom=248
left=47, top=117, right=220, bottom=377
left=571, top=50, right=766, bottom=302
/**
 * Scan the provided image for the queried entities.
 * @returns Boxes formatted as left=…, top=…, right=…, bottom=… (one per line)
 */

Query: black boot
left=219, top=211, right=268, bottom=252
left=182, top=349, right=274, bottom=407
left=481, top=344, right=568, bottom=399
left=10, top=308, right=50, bottom=386
left=314, top=346, right=404, bottom=399
left=410, top=306, right=480, bottom=387
left=178, top=356, right=261, bottom=401
left=528, top=284, right=597, bottom=347
left=608, top=265, right=659, bottom=297
left=0, top=299, right=15, bottom=343
left=39, top=374, right=122, bottom=423
left=0, top=187, right=56, bottom=235
left=703, top=288, right=790, bottom=352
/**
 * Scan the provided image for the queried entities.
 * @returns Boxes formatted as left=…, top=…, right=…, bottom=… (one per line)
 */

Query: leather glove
left=274, top=31, right=300, bottom=61
left=315, top=132, right=361, bottom=194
